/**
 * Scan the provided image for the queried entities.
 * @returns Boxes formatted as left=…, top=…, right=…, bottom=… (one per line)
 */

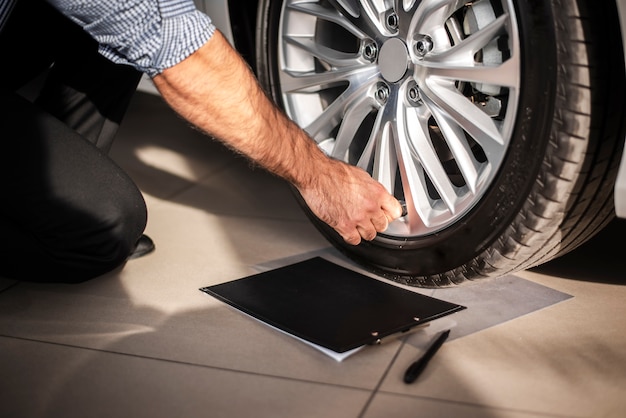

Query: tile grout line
left=371, top=391, right=574, bottom=418
left=0, top=333, right=373, bottom=393
left=357, top=339, right=406, bottom=418
left=0, top=281, right=20, bottom=294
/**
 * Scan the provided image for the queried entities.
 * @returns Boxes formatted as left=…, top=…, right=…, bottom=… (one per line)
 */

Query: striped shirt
left=47, top=0, right=216, bottom=77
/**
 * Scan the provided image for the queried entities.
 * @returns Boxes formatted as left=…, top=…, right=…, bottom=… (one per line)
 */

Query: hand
left=297, top=159, right=403, bottom=245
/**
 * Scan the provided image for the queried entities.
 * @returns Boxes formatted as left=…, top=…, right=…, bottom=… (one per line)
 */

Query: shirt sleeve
left=47, top=0, right=216, bottom=77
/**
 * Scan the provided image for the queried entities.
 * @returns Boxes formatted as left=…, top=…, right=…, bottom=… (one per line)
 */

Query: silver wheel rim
left=277, top=0, right=520, bottom=236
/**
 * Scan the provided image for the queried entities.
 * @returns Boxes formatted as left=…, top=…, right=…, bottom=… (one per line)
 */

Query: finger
left=371, top=212, right=389, bottom=232
left=357, top=225, right=377, bottom=241
left=341, top=230, right=362, bottom=245
left=381, top=196, right=403, bottom=220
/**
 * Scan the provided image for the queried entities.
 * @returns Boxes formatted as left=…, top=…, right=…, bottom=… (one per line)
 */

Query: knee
left=68, top=200, right=148, bottom=281
left=10, top=197, right=148, bottom=284
left=58, top=171, right=150, bottom=282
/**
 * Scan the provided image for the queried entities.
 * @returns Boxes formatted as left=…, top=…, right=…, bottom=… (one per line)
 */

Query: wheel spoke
left=423, top=81, right=506, bottom=150
left=395, top=0, right=421, bottom=33
left=288, top=1, right=368, bottom=39
left=331, top=92, right=377, bottom=160
left=425, top=59, right=518, bottom=89
left=280, top=64, right=376, bottom=93
left=422, top=14, right=518, bottom=88
left=437, top=13, right=508, bottom=60
left=284, top=35, right=363, bottom=67
left=358, top=0, right=395, bottom=35
left=355, top=111, right=381, bottom=171
left=333, top=0, right=360, bottom=17
left=324, top=0, right=394, bottom=38
left=302, top=74, right=378, bottom=140
left=412, top=0, right=467, bottom=34
left=394, top=110, right=433, bottom=229
left=370, top=118, right=397, bottom=195
left=403, top=106, right=460, bottom=214
left=430, top=107, right=481, bottom=193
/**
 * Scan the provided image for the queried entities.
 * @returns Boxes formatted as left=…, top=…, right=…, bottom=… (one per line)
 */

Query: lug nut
left=414, top=35, right=433, bottom=58
left=385, top=12, right=398, bottom=31
left=406, top=80, right=422, bottom=105
left=362, top=40, right=378, bottom=61
left=375, top=84, right=390, bottom=104
left=407, top=84, right=421, bottom=105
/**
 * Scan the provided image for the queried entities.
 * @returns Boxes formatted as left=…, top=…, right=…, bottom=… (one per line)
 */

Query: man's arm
left=152, top=31, right=402, bottom=245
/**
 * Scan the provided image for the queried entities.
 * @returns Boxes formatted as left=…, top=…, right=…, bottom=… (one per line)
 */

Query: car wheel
left=256, top=0, right=626, bottom=287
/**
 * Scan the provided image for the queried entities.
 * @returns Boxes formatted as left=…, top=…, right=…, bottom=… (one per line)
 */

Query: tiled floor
left=2, top=91, right=626, bottom=418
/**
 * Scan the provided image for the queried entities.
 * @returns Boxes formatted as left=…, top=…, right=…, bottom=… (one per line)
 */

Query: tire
left=256, top=0, right=626, bottom=287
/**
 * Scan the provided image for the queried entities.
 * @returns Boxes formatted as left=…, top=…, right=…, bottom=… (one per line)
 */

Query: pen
left=403, top=329, right=450, bottom=384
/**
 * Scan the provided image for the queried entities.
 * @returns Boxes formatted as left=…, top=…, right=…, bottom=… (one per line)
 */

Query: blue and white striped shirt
left=46, top=0, right=216, bottom=77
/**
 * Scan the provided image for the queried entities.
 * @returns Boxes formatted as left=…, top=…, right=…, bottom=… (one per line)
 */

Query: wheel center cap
left=378, top=38, right=409, bottom=83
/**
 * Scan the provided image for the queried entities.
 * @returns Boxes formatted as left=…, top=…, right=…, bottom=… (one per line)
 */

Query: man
left=0, top=0, right=402, bottom=283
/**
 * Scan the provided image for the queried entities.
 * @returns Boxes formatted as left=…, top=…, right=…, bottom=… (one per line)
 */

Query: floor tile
left=0, top=336, right=371, bottom=418
left=363, top=393, right=558, bottom=418
left=110, top=92, right=244, bottom=208
left=171, top=158, right=309, bottom=221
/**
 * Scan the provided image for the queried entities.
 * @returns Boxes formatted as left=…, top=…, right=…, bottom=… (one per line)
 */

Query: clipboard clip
left=369, top=322, right=430, bottom=345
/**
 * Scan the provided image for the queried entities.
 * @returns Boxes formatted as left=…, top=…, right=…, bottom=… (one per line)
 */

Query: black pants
left=0, top=1, right=147, bottom=283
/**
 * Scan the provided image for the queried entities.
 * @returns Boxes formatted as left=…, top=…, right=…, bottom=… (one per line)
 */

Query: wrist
left=293, top=151, right=344, bottom=192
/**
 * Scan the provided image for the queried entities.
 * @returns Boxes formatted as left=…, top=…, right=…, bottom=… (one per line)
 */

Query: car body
left=167, top=0, right=626, bottom=287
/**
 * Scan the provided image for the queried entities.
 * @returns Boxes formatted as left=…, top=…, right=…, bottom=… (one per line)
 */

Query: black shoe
left=128, top=234, right=155, bottom=259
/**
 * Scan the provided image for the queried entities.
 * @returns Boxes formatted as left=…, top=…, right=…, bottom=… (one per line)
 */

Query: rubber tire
left=256, top=0, right=626, bottom=287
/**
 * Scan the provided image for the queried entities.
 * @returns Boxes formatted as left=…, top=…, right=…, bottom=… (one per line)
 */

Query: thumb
left=383, top=195, right=404, bottom=221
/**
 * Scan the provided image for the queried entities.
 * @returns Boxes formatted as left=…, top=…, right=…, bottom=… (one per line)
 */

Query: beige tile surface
left=363, top=394, right=549, bottom=418
left=0, top=337, right=372, bottom=418
left=1, top=92, right=626, bottom=418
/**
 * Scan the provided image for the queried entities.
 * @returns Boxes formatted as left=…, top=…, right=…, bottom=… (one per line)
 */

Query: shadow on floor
left=531, top=217, right=626, bottom=285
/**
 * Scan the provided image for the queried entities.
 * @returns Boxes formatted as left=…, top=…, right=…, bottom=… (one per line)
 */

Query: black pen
left=403, top=329, right=450, bottom=384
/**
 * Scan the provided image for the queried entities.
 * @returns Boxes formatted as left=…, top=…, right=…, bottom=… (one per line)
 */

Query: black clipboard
left=200, top=257, right=465, bottom=354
